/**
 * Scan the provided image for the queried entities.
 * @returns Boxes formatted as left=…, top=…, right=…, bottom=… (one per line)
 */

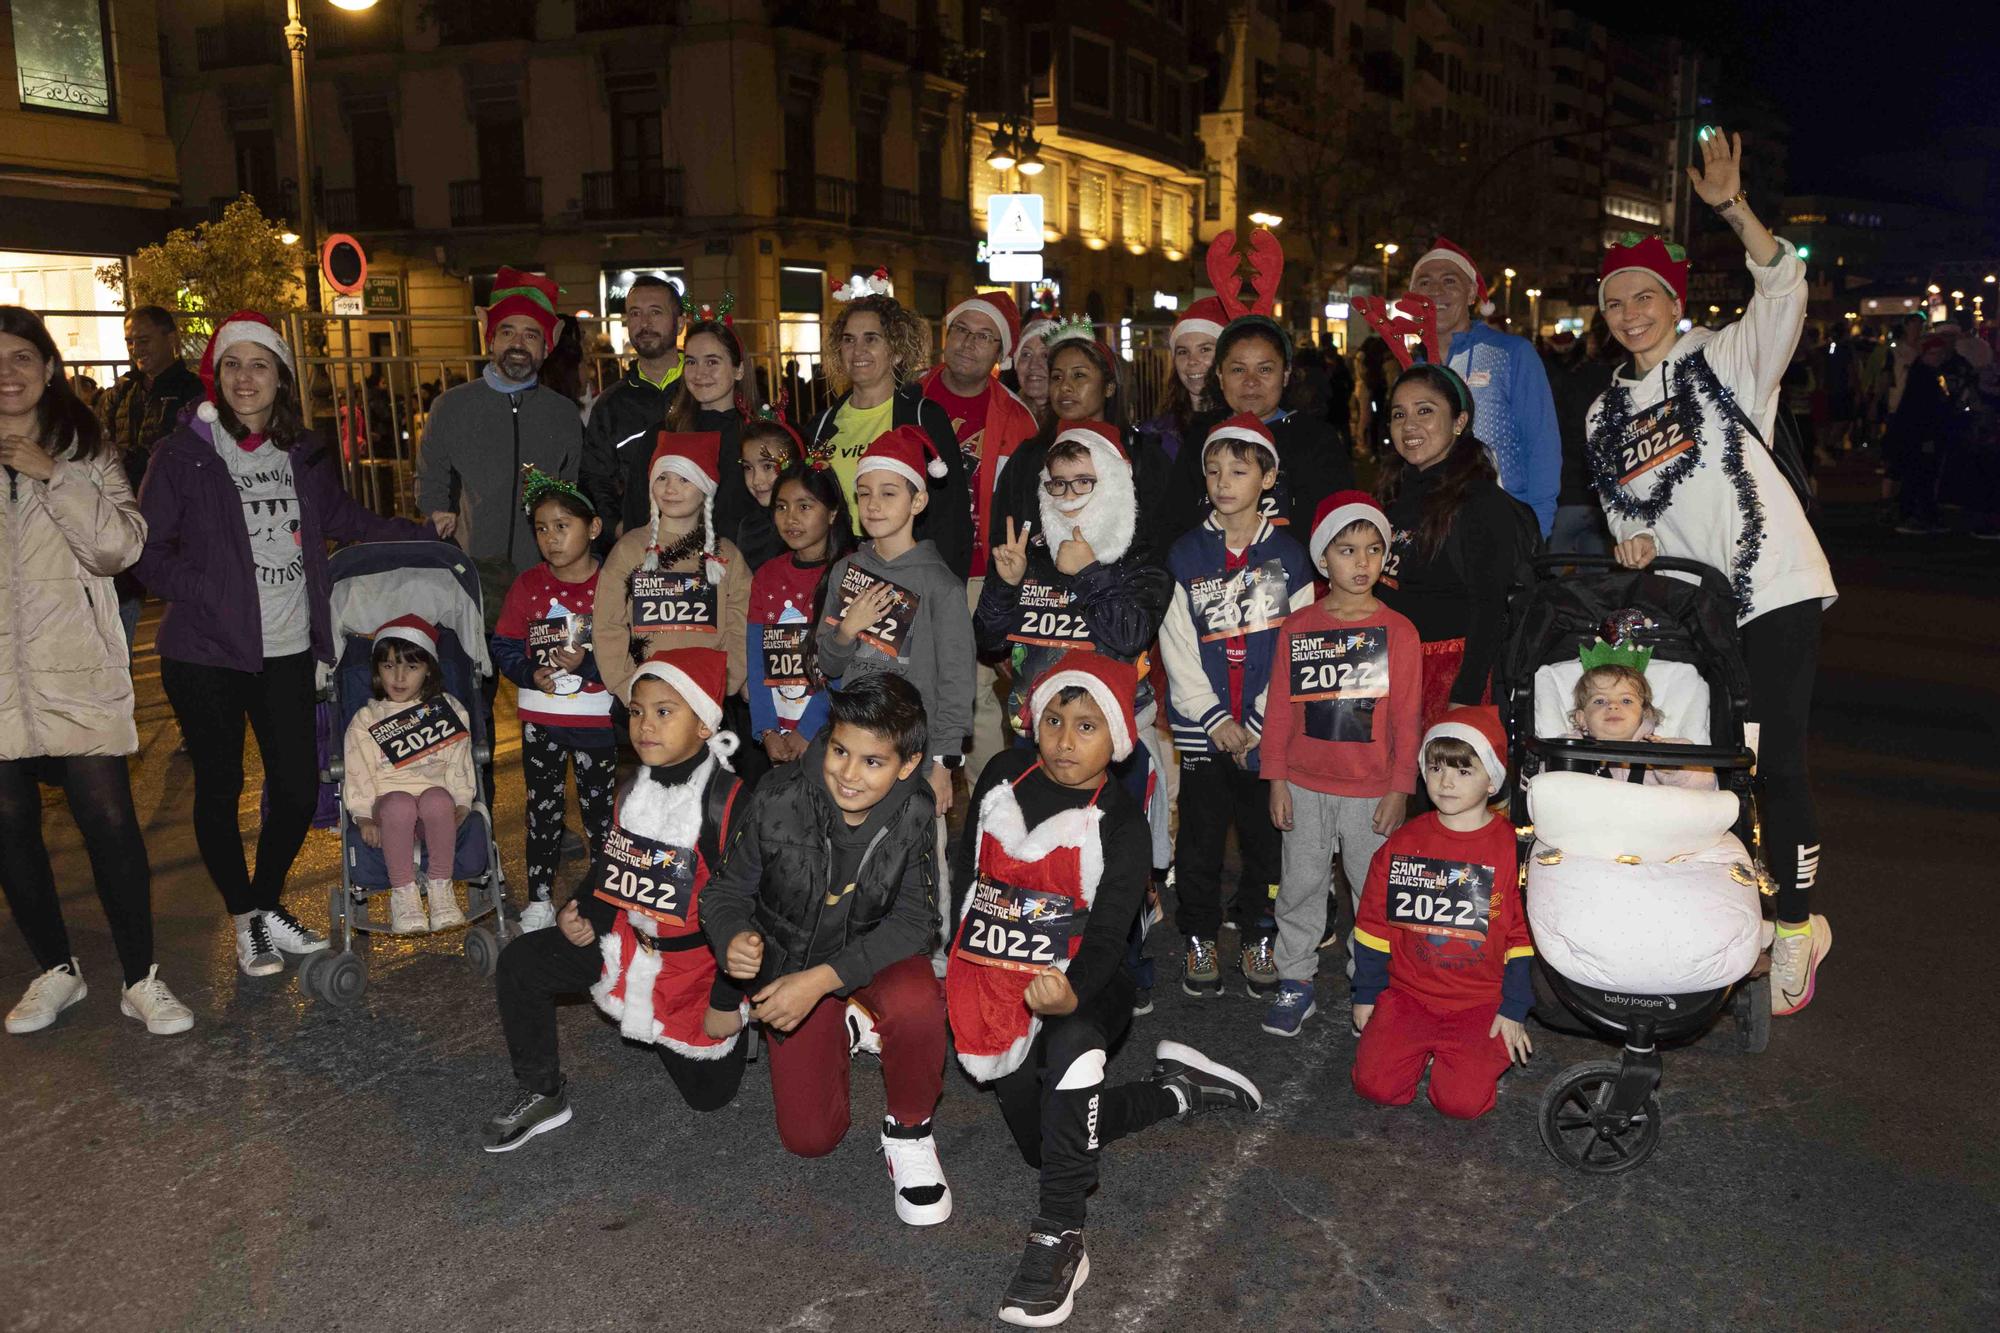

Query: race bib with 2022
left=1385, top=854, right=1493, bottom=941
left=957, top=875, right=1076, bottom=973
left=593, top=824, right=698, bottom=926
left=1186, top=559, right=1290, bottom=643
left=367, top=700, right=468, bottom=769
left=1008, top=578, right=1093, bottom=649
left=631, top=571, right=717, bottom=634
left=822, top=565, right=921, bottom=657
left=1287, top=626, right=1388, bottom=743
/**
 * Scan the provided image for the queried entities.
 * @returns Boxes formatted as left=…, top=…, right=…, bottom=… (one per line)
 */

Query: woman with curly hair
left=805, top=291, right=971, bottom=577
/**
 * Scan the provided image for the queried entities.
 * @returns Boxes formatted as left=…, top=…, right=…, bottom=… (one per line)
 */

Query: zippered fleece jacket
left=416, top=377, right=580, bottom=571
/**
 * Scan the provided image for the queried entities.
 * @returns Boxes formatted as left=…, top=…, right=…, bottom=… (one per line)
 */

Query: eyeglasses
left=1042, top=476, right=1097, bottom=497
left=946, top=323, right=999, bottom=349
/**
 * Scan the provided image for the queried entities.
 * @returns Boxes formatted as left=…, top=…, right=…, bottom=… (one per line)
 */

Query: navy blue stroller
left=296, top=541, right=512, bottom=1005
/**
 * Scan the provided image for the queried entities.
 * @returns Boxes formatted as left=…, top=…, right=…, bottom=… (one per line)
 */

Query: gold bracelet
left=1714, top=190, right=1747, bottom=214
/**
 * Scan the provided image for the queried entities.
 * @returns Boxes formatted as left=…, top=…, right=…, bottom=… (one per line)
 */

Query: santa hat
left=630, top=646, right=739, bottom=770
left=1598, top=235, right=1690, bottom=307
left=647, top=431, right=725, bottom=582
left=944, top=290, right=1023, bottom=369
left=1019, top=311, right=1061, bottom=348
left=1412, top=238, right=1496, bottom=318
left=857, top=423, right=948, bottom=492
left=1308, top=490, right=1391, bottom=568
left=1424, top=705, right=1508, bottom=791
left=1027, top=651, right=1138, bottom=762
left=373, top=614, right=439, bottom=659
left=1201, top=411, right=1279, bottom=472
left=485, top=266, right=561, bottom=345
left=1040, top=420, right=1136, bottom=565
left=1172, top=295, right=1228, bottom=347
left=195, top=310, right=295, bottom=425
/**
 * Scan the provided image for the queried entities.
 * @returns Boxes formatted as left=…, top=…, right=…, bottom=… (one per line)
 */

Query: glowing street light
left=1525, top=286, right=1542, bottom=335
left=1248, top=211, right=1283, bottom=228
left=1375, top=241, right=1399, bottom=294
left=1502, top=267, right=1518, bottom=326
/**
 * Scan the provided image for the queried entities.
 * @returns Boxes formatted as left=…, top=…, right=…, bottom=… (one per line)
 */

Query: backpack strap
left=699, top=767, right=744, bottom=874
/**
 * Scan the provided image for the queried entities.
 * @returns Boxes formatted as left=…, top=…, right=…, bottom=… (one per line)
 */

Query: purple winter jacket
left=136, top=419, right=430, bottom=671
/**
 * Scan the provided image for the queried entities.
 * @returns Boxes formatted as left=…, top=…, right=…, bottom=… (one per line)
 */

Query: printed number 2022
left=1391, top=891, right=1475, bottom=927
left=1298, top=659, right=1380, bottom=694
left=966, top=918, right=1055, bottom=963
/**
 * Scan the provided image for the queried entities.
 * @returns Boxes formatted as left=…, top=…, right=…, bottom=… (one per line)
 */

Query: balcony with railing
left=855, top=184, right=918, bottom=231
left=575, top=0, right=677, bottom=31
left=209, top=184, right=301, bottom=225
left=322, top=184, right=414, bottom=232
left=775, top=171, right=855, bottom=223
left=449, top=178, right=544, bottom=227
left=581, top=165, right=683, bottom=220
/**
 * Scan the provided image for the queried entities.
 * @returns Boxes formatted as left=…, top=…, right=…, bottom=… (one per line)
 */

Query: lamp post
left=1376, top=241, right=1399, bottom=295
left=1503, top=266, right=1517, bottom=328
left=286, top=0, right=378, bottom=314
left=1525, top=287, right=1541, bottom=338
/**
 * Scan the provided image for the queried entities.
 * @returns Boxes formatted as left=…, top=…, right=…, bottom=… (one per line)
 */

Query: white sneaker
left=233, top=912, right=284, bottom=976
left=519, top=897, right=557, bottom=932
left=879, top=1118, right=952, bottom=1226
left=6, top=960, right=86, bottom=1034
left=261, top=904, right=328, bottom=954
left=426, top=877, right=465, bottom=931
left=387, top=884, right=428, bottom=934
left=120, top=966, right=195, bottom=1035
left=1770, top=915, right=1832, bottom=1016
left=846, top=1000, right=882, bottom=1057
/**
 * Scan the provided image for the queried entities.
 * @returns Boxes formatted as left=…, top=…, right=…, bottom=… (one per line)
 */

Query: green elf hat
left=520, top=464, right=593, bottom=518
left=486, top=266, right=561, bottom=344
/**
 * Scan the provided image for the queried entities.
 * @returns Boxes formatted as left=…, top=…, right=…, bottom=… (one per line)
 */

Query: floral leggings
left=521, top=722, right=618, bottom=904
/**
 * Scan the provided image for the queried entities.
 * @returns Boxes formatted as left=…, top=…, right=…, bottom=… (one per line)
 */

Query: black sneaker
left=481, top=1082, right=573, bottom=1153
left=1151, top=1039, right=1263, bottom=1116
left=1131, top=986, right=1154, bottom=1018
left=998, top=1220, right=1089, bottom=1327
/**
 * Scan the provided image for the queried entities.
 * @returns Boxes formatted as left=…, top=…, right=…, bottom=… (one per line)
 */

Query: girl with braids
left=806, top=281, right=973, bottom=577
left=664, top=301, right=761, bottom=555
left=747, top=462, right=854, bottom=766
left=492, top=468, right=615, bottom=931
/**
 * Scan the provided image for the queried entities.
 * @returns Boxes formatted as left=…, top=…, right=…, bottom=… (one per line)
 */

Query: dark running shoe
left=482, top=1083, right=572, bottom=1153
left=998, top=1221, right=1089, bottom=1327
left=1152, top=1039, right=1264, bottom=1116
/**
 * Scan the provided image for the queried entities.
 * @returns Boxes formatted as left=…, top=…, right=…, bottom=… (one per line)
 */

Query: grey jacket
left=815, top=538, right=976, bottom=756
left=415, top=377, right=581, bottom=569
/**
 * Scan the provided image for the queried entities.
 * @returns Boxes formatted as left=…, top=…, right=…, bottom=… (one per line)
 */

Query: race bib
left=367, top=700, right=468, bottom=769
left=1385, top=854, right=1493, bottom=941
left=528, top=614, right=591, bottom=694
left=822, top=565, right=921, bottom=657
left=593, top=824, right=699, bottom=926
left=1007, top=578, right=1093, bottom=648
left=761, top=623, right=810, bottom=689
left=1188, top=559, right=1291, bottom=643
left=1615, top=396, right=1697, bottom=487
left=631, top=571, right=717, bottom=634
left=1290, top=626, right=1388, bottom=743
left=958, top=875, right=1075, bottom=973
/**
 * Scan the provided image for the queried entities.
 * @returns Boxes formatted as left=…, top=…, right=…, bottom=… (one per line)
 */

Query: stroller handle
left=1528, top=736, right=1755, bottom=770
left=1531, top=552, right=1734, bottom=603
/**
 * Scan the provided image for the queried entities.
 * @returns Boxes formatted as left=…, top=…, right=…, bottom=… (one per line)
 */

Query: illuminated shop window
left=12, top=0, right=114, bottom=117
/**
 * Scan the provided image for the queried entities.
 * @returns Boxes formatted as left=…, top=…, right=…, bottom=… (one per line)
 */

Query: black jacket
left=579, top=363, right=676, bottom=545
left=97, top=359, right=202, bottom=491
left=1166, top=408, right=1353, bottom=538
left=1375, top=463, right=1520, bottom=705
left=991, top=416, right=1178, bottom=563
left=700, top=733, right=939, bottom=991
left=809, top=381, right=972, bottom=579
left=1547, top=347, right=1617, bottom=507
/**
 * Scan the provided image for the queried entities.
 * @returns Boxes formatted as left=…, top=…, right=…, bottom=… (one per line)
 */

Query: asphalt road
left=4, top=458, right=1996, bottom=1332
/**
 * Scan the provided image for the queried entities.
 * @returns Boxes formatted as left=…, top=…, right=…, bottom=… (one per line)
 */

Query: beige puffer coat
left=0, top=454, right=146, bottom=759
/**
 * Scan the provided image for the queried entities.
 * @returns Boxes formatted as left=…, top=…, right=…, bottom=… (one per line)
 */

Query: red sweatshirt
left=493, top=565, right=612, bottom=733
left=1260, top=599, right=1423, bottom=797
left=1352, top=812, right=1532, bottom=1016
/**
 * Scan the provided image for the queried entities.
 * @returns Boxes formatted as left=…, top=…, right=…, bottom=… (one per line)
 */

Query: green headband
left=1397, top=361, right=1473, bottom=416
left=491, top=284, right=557, bottom=314
left=1578, top=638, right=1654, bottom=674
left=521, top=464, right=593, bottom=517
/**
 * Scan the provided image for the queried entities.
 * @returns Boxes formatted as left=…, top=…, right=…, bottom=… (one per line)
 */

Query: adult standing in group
left=0, top=306, right=192, bottom=1037
left=1408, top=238, right=1561, bottom=536
left=578, top=275, right=684, bottom=543
left=1007, top=310, right=1058, bottom=430
left=418, top=267, right=582, bottom=630
left=138, top=312, right=430, bottom=978
left=1544, top=317, right=1618, bottom=555
left=1587, top=127, right=1835, bottom=1015
left=663, top=304, right=759, bottom=553
left=97, top=305, right=202, bottom=648
left=1138, top=296, right=1224, bottom=468
left=806, top=280, right=970, bottom=577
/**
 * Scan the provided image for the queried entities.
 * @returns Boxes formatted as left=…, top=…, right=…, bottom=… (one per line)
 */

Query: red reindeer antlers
left=1352, top=293, right=1441, bottom=371
left=1207, top=230, right=1247, bottom=319
left=1206, top=229, right=1286, bottom=322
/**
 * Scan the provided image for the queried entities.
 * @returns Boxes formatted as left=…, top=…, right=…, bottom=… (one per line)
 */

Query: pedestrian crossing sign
left=986, top=194, right=1045, bottom=253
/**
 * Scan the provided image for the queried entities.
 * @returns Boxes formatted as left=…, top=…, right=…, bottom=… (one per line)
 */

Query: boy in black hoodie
left=700, top=674, right=951, bottom=1225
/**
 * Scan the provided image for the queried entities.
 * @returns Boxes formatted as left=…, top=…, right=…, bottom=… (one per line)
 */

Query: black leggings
left=1741, top=600, right=1821, bottom=922
left=161, top=652, right=320, bottom=916
left=521, top=724, right=617, bottom=903
left=0, top=756, right=153, bottom=986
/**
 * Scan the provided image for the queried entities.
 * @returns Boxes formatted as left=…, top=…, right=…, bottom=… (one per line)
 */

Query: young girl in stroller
left=1564, top=641, right=1714, bottom=790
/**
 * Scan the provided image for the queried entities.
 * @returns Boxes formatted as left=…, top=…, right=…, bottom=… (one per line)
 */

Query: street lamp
left=1525, top=287, right=1541, bottom=336
left=1503, top=266, right=1517, bottom=327
left=285, top=0, right=378, bottom=314
left=1248, top=211, right=1283, bottom=228
left=1375, top=241, right=1399, bottom=295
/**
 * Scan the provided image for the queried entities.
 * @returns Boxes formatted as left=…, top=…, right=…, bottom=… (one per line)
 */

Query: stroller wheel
left=1539, top=1060, right=1662, bottom=1174
left=320, top=952, right=368, bottom=1007
left=1735, top=975, right=1772, bottom=1054
left=464, top=926, right=499, bottom=978
left=294, top=950, right=327, bottom=999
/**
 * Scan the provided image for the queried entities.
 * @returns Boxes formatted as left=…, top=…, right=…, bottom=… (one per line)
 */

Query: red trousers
left=1352, top=986, right=1511, bottom=1120
left=763, top=954, right=946, bottom=1157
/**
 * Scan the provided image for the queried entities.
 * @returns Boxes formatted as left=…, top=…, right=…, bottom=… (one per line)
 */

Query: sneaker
left=261, top=904, right=328, bottom=954
left=6, top=960, right=86, bottom=1034
left=387, top=884, right=427, bottom=934
left=519, top=897, right=557, bottom=932
left=1180, top=936, right=1221, bottom=997
left=1316, top=889, right=1343, bottom=951
left=846, top=1000, right=882, bottom=1057
left=1151, top=1039, right=1263, bottom=1116
left=879, top=1117, right=952, bottom=1226
left=426, top=877, right=466, bottom=931
left=1131, top=986, right=1154, bottom=1018
left=998, top=1221, right=1089, bottom=1328
left=233, top=912, right=284, bottom=976
left=1770, top=915, right=1832, bottom=1016
left=119, top=966, right=195, bottom=1035
left=482, top=1082, right=573, bottom=1152
left=1261, top=980, right=1317, bottom=1038
left=1240, top=934, right=1279, bottom=997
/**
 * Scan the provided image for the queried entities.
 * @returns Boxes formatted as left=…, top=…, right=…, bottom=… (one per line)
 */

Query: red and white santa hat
left=647, top=431, right=725, bottom=582
left=1598, top=235, right=1691, bottom=308
left=1410, top=237, right=1496, bottom=318
left=373, top=613, right=439, bottom=659
left=1027, top=650, right=1139, bottom=762
left=857, top=423, right=948, bottom=492
left=1423, top=704, right=1508, bottom=791
left=195, top=310, right=295, bottom=425
left=1308, top=489, right=1392, bottom=568
left=630, top=645, right=740, bottom=770
left=1202, top=411, right=1279, bottom=471
left=944, top=289, right=1023, bottom=369
left=1172, top=295, right=1228, bottom=346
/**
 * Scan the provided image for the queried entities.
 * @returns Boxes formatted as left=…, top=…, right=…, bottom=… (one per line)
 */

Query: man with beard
left=419, top=266, right=583, bottom=630
left=579, top=274, right=686, bottom=548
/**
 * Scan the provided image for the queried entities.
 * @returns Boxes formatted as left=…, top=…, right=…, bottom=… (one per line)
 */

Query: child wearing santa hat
left=1350, top=705, right=1534, bottom=1120
left=482, top=646, right=749, bottom=1153
left=343, top=616, right=478, bottom=934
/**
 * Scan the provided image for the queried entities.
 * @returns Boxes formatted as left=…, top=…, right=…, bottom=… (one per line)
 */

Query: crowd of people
left=4, top=129, right=1850, bottom=1326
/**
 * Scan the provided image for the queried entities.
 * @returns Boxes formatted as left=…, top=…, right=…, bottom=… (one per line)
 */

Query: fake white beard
left=1035, top=442, right=1137, bottom=564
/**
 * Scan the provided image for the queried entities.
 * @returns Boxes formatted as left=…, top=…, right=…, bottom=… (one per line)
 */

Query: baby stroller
left=296, top=540, right=512, bottom=1006
left=1496, top=554, right=1775, bottom=1173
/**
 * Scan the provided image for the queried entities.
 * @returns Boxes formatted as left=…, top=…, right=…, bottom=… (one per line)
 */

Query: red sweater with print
left=1260, top=600, right=1424, bottom=797
left=493, top=565, right=612, bottom=732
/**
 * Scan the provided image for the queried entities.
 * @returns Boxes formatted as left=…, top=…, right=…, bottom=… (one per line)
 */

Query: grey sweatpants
left=1275, top=783, right=1387, bottom=983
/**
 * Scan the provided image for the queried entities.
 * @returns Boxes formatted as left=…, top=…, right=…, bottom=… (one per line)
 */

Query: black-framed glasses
left=946, top=322, right=999, bottom=349
left=1042, top=476, right=1097, bottom=497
